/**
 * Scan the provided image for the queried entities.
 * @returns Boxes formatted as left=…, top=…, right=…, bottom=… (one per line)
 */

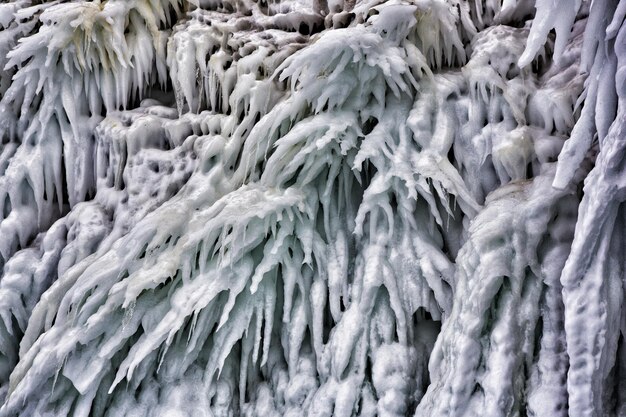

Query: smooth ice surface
left=0, top=0, right=624, bottom=416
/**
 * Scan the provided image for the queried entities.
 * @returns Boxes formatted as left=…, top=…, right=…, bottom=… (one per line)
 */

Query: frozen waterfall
left=0, top=0, right=624, bottom=415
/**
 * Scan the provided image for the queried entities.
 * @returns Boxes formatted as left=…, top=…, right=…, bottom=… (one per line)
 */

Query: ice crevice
left=0, top=0, right=624, bottom=416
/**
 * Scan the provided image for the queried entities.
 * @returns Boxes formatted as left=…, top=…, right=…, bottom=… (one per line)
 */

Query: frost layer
left=0, top=0, right=624, bottom=416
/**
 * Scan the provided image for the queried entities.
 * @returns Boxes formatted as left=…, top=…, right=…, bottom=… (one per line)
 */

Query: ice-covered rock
left=0, top=0, right=624, bottom=416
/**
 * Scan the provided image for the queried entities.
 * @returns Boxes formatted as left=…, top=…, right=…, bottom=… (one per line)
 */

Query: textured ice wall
left=0, top=0, right=624, bottom=416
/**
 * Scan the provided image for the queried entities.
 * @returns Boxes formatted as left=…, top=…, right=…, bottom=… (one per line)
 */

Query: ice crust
left=0, top=0, right=624, bottom=416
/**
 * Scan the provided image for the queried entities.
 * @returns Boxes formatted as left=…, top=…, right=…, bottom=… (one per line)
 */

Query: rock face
left=0, top=0, right=624, bottom=415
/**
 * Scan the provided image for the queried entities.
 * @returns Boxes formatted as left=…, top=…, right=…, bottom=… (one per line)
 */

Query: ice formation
left=0, top=0, right=624, bottom=415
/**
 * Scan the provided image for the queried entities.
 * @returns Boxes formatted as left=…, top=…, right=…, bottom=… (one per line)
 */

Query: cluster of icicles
left=0, top=0, right=624, bottom=415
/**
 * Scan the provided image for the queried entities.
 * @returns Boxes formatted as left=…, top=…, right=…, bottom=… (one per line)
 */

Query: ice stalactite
left=0, top=0, right=184, bottom=269
left=0, top=0, right=624, bottom=416
left=552, top=1, right=626, bottom=415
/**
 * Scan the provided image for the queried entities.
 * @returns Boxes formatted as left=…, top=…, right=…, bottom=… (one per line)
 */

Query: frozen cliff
left=0, top=0, right=624, bottom=415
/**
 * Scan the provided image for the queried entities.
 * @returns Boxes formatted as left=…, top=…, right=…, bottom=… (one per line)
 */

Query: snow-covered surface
left=0, top=0, right=624, bottom=416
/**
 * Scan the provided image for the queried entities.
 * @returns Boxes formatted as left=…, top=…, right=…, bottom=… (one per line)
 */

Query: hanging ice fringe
left=0, top=0, right=623, bottom=415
